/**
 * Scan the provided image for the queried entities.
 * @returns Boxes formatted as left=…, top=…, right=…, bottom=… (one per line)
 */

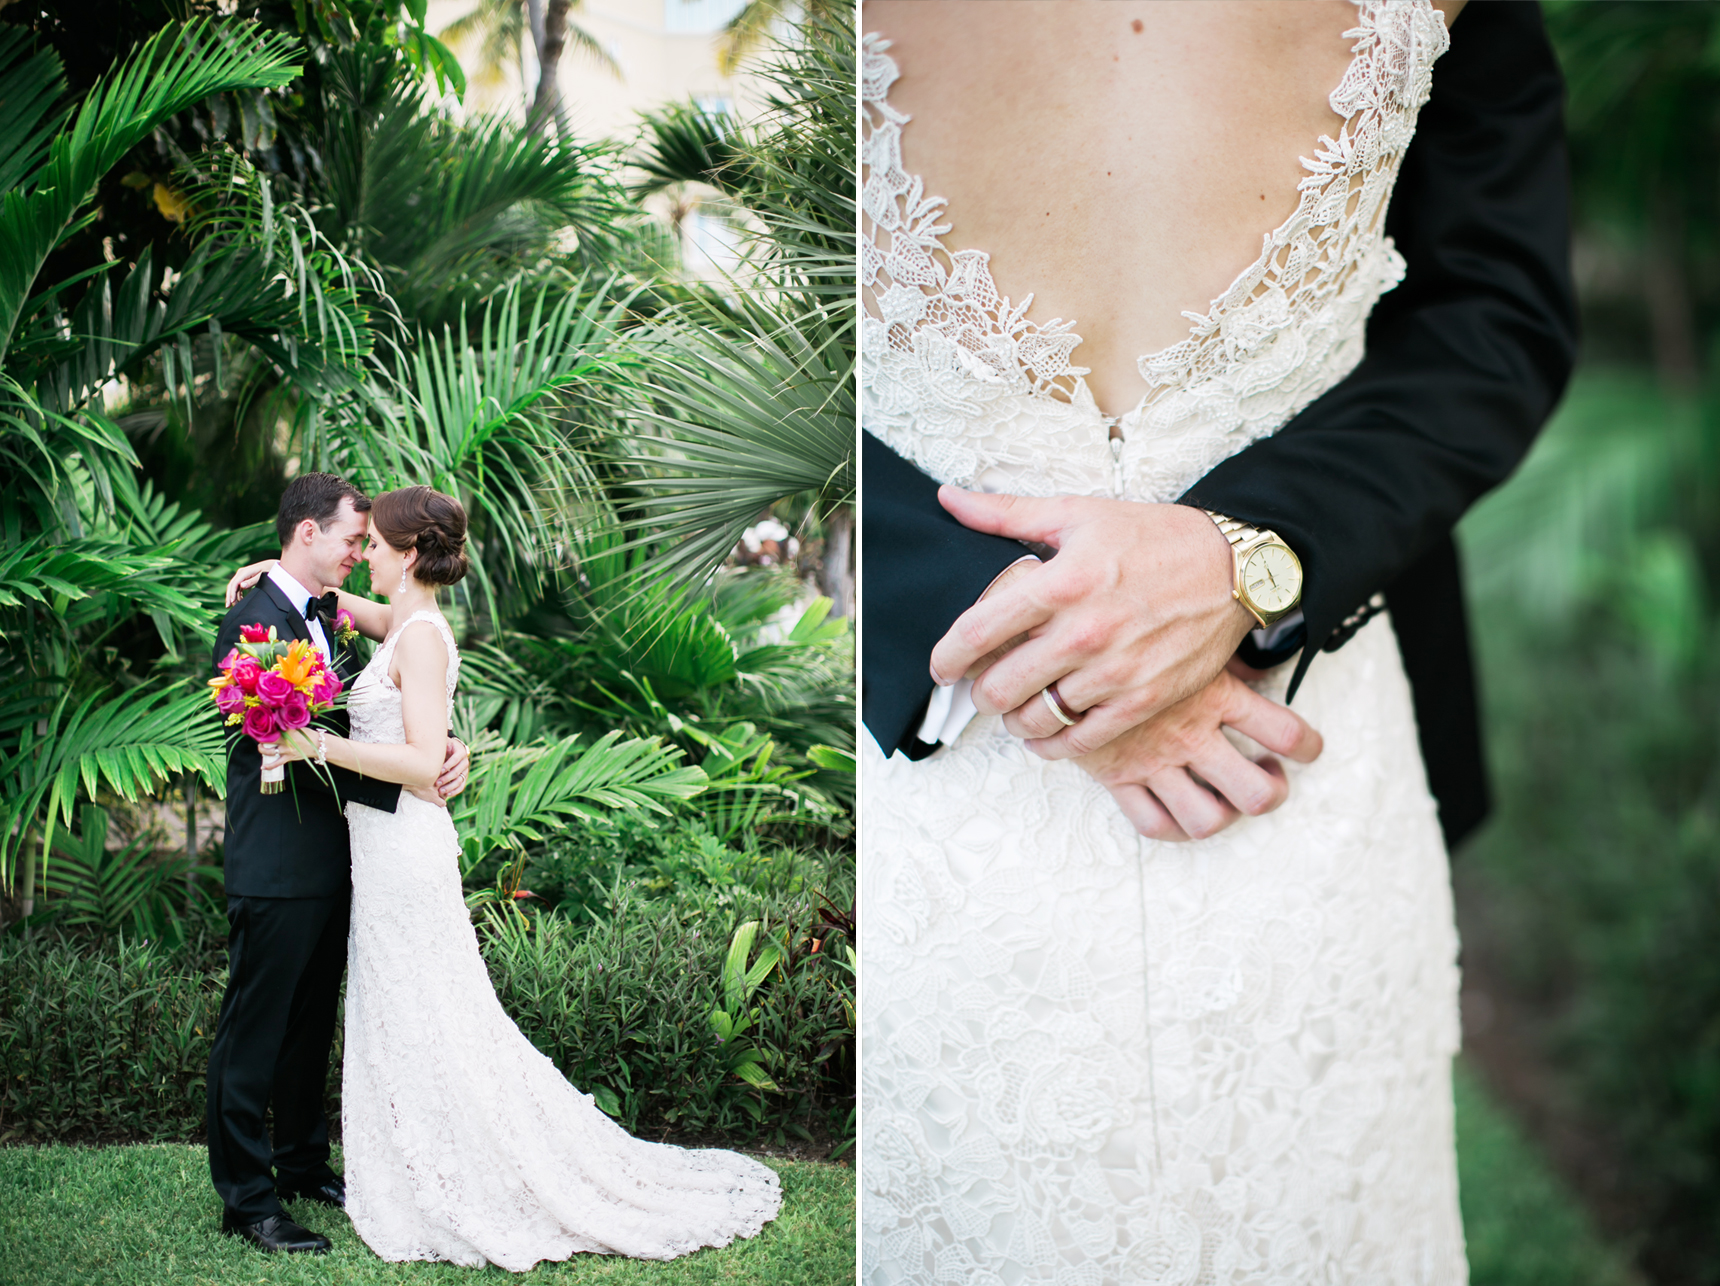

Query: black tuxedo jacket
left=214, top=579, right=399, bottom=898
left=860, top=0, right=1578, bottom=848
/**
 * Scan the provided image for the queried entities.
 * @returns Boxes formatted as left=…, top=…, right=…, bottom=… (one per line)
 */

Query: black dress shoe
left=279, top=1176, right=346, bottom=1209
left=222, top=1211, right=331, bottom=1254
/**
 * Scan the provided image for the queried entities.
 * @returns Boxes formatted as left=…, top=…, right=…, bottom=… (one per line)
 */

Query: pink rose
left=335, top=609, right=355, bottom=633
left=239, top=623, right=272, bottom=643
left=242, top=705, right=279, bottom=741
left=218, top=648, right=240, bottom=673
left=277, top=692, right=312, bottom=730
left=311, top=672, right=342, bottom=704
left=215, top=683, right=247, bottom=715
left=230, top=658, right=262, bottom=695
left=255, top=671, right=294, bottom=706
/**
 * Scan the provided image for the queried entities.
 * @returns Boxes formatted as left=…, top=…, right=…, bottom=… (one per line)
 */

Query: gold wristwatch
left=1202, top=510, right=1304, bottom=629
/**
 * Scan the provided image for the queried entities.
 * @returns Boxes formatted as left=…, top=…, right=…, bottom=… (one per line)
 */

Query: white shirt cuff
left=915, top=555, right=1041, bottom=747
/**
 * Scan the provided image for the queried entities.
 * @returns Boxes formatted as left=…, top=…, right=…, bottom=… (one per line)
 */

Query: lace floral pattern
left=860, top=0, right=1451, bottom=504
left=863, top=622, right=1465, bottom=1284
left=341, top=612, right=781, bottom=1271
left=860, top=3, right=1467, bottom=1282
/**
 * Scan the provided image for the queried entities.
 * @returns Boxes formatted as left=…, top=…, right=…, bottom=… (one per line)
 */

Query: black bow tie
left=306, top=592, right=340, bottom=626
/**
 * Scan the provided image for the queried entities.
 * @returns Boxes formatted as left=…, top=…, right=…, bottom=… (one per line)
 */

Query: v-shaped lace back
left=861, top=0, right=1450, bottom=504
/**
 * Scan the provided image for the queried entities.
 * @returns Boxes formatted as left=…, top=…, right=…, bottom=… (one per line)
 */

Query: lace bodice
left=861, top=0, right=1450, bottom=503
left=347, top=610, right=460, bottom=745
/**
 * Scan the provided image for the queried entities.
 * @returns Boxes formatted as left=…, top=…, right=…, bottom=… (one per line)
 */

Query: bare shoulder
left=393, top=617, right=450, bottom=671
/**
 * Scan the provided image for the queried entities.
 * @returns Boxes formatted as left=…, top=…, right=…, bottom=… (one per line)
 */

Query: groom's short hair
left=276, top=473, right=372, bottom=547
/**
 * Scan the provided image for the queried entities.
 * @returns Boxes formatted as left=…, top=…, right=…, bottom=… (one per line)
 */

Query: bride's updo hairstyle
left=370, top=486, right=470, bottom=587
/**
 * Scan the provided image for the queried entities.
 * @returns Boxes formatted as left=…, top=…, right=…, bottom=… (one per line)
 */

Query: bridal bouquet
left=210, top=624, right=343, bottom=793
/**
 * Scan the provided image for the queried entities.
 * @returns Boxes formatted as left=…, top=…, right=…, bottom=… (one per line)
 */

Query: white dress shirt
left=266, top=563, right=332, bottom=661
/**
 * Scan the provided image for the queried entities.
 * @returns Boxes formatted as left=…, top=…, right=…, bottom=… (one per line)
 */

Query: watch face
left=1242, top=544, right=1302, bottom=615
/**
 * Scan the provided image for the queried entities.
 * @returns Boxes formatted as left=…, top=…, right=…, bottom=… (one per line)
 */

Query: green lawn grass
left=0, top=1146, right=852, bottom=1286
left=0, top=1067, right=1628, bottom=1286
left=1455, top=1062, right=1639, bottom=1286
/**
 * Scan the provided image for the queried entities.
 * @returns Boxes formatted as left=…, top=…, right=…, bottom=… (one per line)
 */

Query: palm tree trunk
left=1646, top=195, right=1699, bottom=392
left=528, top=0, right=573, bottom=141
left=185, top=773, right=197, bottom=895
left=819, top=504, right=854, bottom=619
left=18, top=833, right=37, bottom=919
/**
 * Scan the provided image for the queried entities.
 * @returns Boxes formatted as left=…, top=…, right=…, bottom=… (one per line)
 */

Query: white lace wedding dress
left=340, top=611, right=781, bottom=1271
left=862, top=3, right=1466, bottom=1283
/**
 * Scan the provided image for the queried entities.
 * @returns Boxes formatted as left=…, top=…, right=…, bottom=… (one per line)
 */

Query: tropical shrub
left=1, top=881, right=854, bottom=1151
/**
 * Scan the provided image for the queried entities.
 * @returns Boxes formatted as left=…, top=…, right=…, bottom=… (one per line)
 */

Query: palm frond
left=0, top=27, right=70, bottom=197
left=452, top=729, right=707, bottom=874
left=39, top=803, right=214, bottom=941
left=341, top=276, right=639, bottom=620
left=0, top=18, right=303, bottom=362
left=0, top=678, right=227, bottom=892
left=613, top=294, right=854, bottom=591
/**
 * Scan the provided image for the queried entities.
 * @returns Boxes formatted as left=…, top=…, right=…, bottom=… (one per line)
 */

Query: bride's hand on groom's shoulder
left=1073, top=669, right=1322, bottom=842
left=226, top=559, right=278, bottom=608
left=929, top=488, right=1255, bottom=759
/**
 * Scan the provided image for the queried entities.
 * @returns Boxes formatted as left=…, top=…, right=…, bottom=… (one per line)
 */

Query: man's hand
left=929, top=487, right=1256, bottom=759
left=961, top=557, right=1039, bottom=677
left=1076, top=666, right=1323, bottom=841
left=436, top=737, right=470, bottom=800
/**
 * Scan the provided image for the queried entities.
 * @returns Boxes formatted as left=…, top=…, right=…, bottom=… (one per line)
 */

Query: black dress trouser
left=205, top=893, right=349, bottom=1221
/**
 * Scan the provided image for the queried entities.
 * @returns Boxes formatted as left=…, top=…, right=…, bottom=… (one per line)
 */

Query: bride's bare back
left=866, top=0, right=1461, bottom=418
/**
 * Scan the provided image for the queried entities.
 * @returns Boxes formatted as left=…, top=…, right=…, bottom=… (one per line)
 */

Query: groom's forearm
left=1180, top=0, right=1575, bottom=701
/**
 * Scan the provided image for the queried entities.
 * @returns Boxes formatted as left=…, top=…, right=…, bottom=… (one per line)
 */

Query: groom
left=206, top=472, right=470, bottom=1254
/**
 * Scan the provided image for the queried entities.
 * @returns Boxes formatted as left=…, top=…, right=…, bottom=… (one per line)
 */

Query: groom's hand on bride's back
left=1076, top=665, right=1323, bottom=842
left=929, top=487, right=1255, bottom=758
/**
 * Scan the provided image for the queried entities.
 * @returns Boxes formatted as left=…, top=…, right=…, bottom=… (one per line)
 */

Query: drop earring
left=398, top=565, right=409, bottom=593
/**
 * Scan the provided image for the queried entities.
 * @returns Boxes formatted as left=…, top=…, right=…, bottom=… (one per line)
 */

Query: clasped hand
left=261, top=732, right=470, bottom=808
left=936, top=487, right=1323, bottom=841
left=930, top=487, right=1257, bottom=757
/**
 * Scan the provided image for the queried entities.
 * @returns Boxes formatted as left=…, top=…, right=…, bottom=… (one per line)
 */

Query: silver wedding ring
left=1041, top=684, right=1079, bottom=727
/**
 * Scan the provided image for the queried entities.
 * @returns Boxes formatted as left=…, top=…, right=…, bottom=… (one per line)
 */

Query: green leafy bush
left=0, top=931, right=225, bottom=1142
left=520, top=810, right=827, bottom=924
left=484, top=890, right=852, bottom=1144
left=0, top=886, right=853, bottom=1151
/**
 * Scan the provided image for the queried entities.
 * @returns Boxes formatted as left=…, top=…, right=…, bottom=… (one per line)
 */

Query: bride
left=252, top=486, right=781, bottom=1269
left=861, top=0, right=1571, bottom=1281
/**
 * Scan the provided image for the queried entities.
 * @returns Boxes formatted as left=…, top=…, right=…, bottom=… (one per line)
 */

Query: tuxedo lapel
left=258, top=578, right=313, bottom=646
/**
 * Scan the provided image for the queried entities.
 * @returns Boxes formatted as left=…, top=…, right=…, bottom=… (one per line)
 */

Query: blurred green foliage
left=1455, top=1063, right=1638, bottom=1286
left=1445, top=6, right=1720, bottom=1281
